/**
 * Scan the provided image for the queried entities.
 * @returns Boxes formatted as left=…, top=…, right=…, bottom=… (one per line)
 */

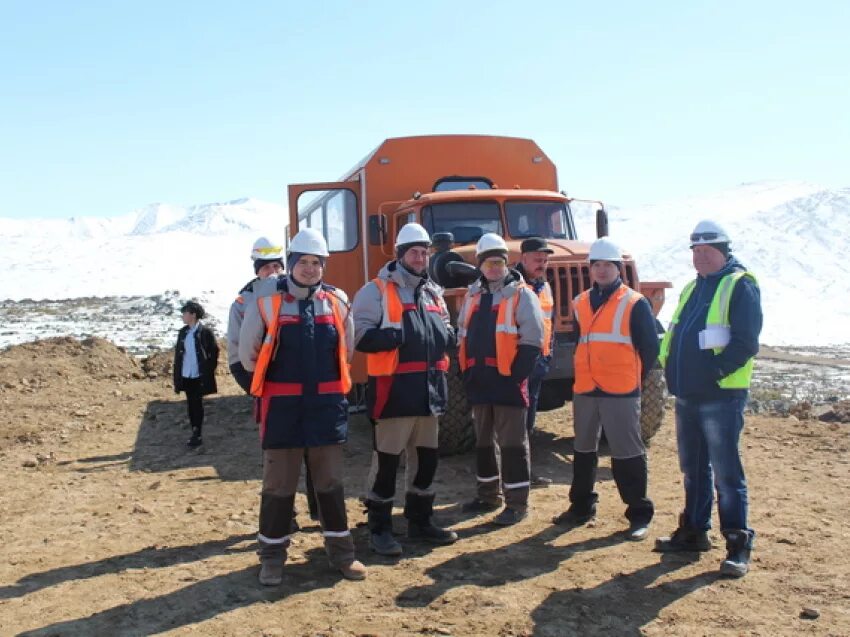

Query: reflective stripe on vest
left=537, top=283, right=554, bottom=357
left=250, top=291, right=352, bottom=398
left=573, top=284, right=642, bottom=394
left=366, top=278, right=403, bottom=376
left=658, top=271, right=757, bottom=389
left=366, top=277, right=450, bottom=377
left=458, top=283, right=528, bottom=377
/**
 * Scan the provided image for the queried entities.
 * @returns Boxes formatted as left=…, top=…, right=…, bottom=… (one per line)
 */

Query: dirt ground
left=1, top=337, right=848, bottom=637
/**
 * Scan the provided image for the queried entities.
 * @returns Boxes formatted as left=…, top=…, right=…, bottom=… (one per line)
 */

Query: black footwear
left=186, top=433, right=203, bottom=448
left=369, top=529, right=403, bottom=556
left=626, top=522, right=650, bottom=542
left=530, top=474, right=553, bottom=489
left=462, top=497, right=502, bottom=513
left=719, top=529, right=753, bottom=577
left=552, top=508, right=595, bottom=527
left=493, top=507, right=528, bottom=526
left=408, top=521, right=458, bottom=544
left=655, top=527, right=712, bottom=552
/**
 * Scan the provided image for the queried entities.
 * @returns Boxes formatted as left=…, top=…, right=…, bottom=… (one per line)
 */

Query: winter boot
left=655, top=514, right=712, bottom=552
left=256, top=537, right=289, bottom=586
left=368, top=500, right=402, bottom=556
left=405, top=493, right=458, bottom=545
left=719, top=529, right=753, bottom=578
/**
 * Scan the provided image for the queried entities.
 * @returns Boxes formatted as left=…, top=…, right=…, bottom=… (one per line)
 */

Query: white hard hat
left=588, top=237, right=622, bottom=262
left=395, top=222, right=431, bottom=249
left=250, top=236, right=284, bottom=261
left=288, top=228, right=330, bottom=257
left=475, top=232, right=508, bottom=256
left=689, top=219, right=730, bottom=247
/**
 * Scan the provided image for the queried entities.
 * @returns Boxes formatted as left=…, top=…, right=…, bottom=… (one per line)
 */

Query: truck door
left=287, top=182, right=364, bottom=298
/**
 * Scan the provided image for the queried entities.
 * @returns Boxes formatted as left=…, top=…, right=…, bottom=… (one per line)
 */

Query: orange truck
left=287, top=135, right=671, bottom=453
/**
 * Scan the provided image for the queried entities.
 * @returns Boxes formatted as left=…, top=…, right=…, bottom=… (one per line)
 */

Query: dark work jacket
left=173, top=323, right=219, bottom=395
left=260, top=279, right=349, bottom=449
left=462, top=270, right=542, bottom=408
left=574, top=278, right=660, bottom=398
left=354, top=262, right=456, bottom=420
left=664, top=257, right=762, bottom=401
left=516, top=262, right=555, bottom=379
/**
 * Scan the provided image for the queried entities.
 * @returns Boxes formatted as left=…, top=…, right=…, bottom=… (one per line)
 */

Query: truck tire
left=438, top=361, right=475, bottom=455
left=640, top=367, right=666, bottom=444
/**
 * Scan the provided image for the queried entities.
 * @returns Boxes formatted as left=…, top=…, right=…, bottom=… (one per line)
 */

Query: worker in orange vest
left=351, top=222, right=458, bottom=556
left=458, top=233, right=544, bottom=526
left=553, top=237, right=659, bottom=541
left=239, top=228, right=366, bottom=584
left=514, top=237, right=556, bottom=488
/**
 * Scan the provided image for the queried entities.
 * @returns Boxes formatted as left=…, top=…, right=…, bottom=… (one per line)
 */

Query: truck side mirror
left=368, top=214, right=387, bottom=245
left=595, top=207, right=609, bottom=238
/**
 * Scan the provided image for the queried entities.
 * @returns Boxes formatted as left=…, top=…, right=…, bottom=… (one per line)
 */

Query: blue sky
left=1, top=1, right=847, bottom=219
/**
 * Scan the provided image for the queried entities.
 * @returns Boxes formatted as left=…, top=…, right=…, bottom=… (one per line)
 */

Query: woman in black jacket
left=173, top=301, right=219, bottom=447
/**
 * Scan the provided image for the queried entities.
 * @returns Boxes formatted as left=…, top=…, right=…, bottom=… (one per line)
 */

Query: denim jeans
left=675, top=395, right=751, bottom=534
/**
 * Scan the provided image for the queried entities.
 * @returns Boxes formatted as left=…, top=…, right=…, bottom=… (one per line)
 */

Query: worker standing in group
left=656, top=220, right=762, bottom=578
left=553, top=237, right=658, bottom=540
left=352, top=222, right=458, bottom=556
left=227, top=237, right=319, bottom=524
left=459, top=233, right=544, bottom=526
left=239, top=228, right=366, bottom=584
left=514, top=237, right=556, bottom=488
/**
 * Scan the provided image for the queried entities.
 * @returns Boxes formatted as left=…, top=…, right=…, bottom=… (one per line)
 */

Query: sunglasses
left=690, top=232, right=722, bottom=242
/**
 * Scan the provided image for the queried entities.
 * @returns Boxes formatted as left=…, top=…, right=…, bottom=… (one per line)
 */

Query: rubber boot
left=368, top=499, right=402, bottom=556
left=720, top=529, right=753, bottom=577
left=405, top=493, right=458, bottom=545
left=257, top=537, right=289, bottom=586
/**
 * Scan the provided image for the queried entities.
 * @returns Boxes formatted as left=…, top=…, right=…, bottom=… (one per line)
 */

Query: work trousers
left=260, top=445, right=354, bottom=568
left=472, top=404, right=530, bottom=512
left=368, top=416, right=439, bottom=503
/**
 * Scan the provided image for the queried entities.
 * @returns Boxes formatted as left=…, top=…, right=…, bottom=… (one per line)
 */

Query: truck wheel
left=438, top=361, right=475, bottom=456
left=640, top=367, right=666, bottom=444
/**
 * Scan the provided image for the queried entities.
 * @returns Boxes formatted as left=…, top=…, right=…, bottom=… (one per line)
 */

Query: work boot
left=552, top=506, right=596, bottom=527
left=462, top=497, right=502, bottom=513
left=405, top=493, right=458, bottom=545
left=719, top=529, right=753, bottom=578
left=493, top=507, right=528, bottom=526
left=530, top=474, right=553, bottom=488
left=338, top=559, right=368, bottom=581
left=655, top=515, right=712, bottom=552
left=368, top=500, right=402, bottom=556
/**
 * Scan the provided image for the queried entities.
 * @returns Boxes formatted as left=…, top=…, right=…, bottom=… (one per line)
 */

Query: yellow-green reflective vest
left=659, top=271, right=757, bottom=389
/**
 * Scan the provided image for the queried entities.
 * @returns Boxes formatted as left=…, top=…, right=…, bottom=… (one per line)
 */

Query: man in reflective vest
left=239, top=228, right=366, bottom=584
left=352, top=222, right=458, bottom=556
left=655, top=220, right=762, bottom=579
left=515, top=236, right=556, bottom=488
left=459, top=233, right=544, bottom=526
left=553, top=237, right=659, bottom=541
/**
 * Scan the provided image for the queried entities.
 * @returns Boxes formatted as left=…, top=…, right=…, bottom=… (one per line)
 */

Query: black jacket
left=173, top=323, right=220, bottom=396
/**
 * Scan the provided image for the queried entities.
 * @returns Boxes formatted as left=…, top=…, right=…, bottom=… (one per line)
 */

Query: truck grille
left=546, top=262, right=637, bottom=332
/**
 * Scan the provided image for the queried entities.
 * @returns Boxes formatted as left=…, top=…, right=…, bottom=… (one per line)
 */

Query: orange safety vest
left=366, top=277, right=450, bottom=376
left=537, top=283, right=554, bottom=357
left=250, top=290, right=352, bottom=397
left=573, top=283, right=643, bottom=394
left=458, top=283, right=530, bottom=377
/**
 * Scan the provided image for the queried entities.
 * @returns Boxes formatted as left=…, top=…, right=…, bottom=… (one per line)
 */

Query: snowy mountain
left=0, top=181, right=848, bottom=349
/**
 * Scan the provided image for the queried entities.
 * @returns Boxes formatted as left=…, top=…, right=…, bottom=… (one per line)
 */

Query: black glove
left=355, top=326, right=404, bottom=353
left=510, top=344, right=542, bottom=383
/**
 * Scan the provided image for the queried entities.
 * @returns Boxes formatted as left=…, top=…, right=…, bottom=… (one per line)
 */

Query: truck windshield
left=505, top=200, right=574, bottom=239
left=422, top=201, right=502, bottom=244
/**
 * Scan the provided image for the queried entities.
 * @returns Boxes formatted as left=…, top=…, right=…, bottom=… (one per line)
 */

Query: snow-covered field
left=1, top=180, right=848, bottom=350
